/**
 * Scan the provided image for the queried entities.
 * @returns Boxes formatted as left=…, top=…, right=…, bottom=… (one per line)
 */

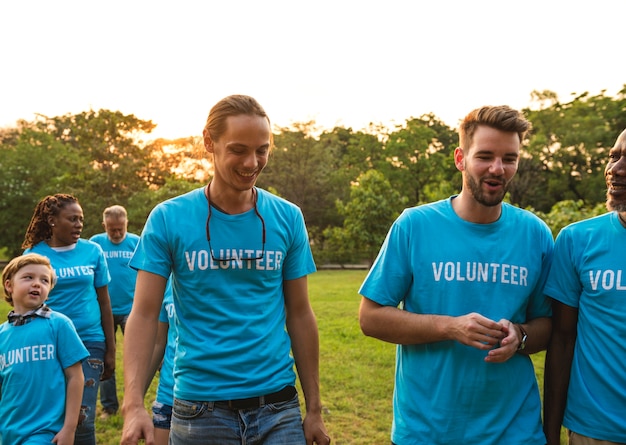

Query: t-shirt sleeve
left=129, top=205, right=173, bottom=279
left=56, top=315, right=90, bottom=368
left=543, top=227, right=581, bottom=308
left=93, top=242, right=111, bottom=288
left=359, top=215, right=412, bottom=307
left=281, top=208, right=316, bottom=281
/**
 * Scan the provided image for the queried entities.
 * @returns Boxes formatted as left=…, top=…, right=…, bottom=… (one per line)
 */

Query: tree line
left=1, top=86, right=625, bottom=262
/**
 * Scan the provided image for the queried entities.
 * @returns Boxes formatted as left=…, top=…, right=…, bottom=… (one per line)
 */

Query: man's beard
left=466, top=174, right=509, bottom=207
left=606, top=192, right=626, bottom=212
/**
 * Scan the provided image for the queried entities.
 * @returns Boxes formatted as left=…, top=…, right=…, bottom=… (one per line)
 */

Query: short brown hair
left=2, top=253, right=56, bottom=304
left=459, top=105, right=532, bottom=151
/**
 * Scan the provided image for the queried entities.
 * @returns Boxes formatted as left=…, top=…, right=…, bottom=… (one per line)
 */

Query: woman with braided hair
left=22, top=193, right=115, bottom=445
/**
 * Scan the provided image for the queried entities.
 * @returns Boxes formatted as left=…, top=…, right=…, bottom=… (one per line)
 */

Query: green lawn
left=0, top=269, right=564, bottom=444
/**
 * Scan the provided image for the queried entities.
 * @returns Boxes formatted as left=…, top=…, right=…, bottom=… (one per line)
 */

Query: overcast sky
left=1, top=0, right=624, bottom=139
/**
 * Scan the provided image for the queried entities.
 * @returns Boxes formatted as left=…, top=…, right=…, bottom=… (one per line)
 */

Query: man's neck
left=206, top=183, right=255, bottom=215
left=451, top=192, right=502, bottom=224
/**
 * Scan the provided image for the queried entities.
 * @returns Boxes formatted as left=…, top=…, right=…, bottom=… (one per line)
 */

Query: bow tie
left=8, top=304, right=51, bottom=326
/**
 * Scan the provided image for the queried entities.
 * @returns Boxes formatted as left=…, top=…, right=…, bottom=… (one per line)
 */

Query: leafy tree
left=32, top=109, right=160, bottom=192
left=521, top=86, right=626, bottom=211
left=126, top=176, right=200, bottom=236
left=260, top=124, right=392, bottom=254
left=143, top=136, right=210, bottom=184
left=0, top=128, right=75, bottom=256
left=534, top=200, right=607, bottom=237
left=315, top=126, right=386, bottom=226
left=258, top=122, right=338, bottom=231
left=0, top=110, right=170, bottom=256
left=383, top=114, right=458, bottom=205
left=320, top=170, right=407, bottom=266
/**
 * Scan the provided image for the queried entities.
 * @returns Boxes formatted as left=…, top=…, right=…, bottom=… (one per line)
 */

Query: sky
left=1, top=0, right=624, bottom=140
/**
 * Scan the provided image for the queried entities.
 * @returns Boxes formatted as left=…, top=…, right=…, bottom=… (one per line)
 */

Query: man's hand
left=101, top=349, right=116, bottom=381
left=303, top=411, right=331, bottom=445
left=485, top=319, right=519, bottom=363
left=120, top=404, right=155, bottom=445
left=450, top=312, right=507, bottom=350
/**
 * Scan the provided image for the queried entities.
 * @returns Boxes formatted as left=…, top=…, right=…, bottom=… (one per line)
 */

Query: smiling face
left=605, top=129, right=626, bottom=212
left=48, top=202, right=84, bottom=247
left=455, top=125, right=520, bottom=207
left=204, top=114, right=271, bottom=194
left=4, top=264, right=53, bottom=314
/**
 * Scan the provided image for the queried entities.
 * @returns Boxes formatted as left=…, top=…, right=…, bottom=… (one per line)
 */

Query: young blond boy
left=0, top=253, right=89, bottom=445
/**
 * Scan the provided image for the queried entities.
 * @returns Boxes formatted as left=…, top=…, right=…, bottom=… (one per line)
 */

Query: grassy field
left=0, top=269, right=564, bottom=444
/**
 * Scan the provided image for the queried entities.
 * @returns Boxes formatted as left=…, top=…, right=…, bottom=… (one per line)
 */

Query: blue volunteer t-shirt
left=90, top=232, right=139, bottom=315
left=130, top=187, right=316, bottom=401
left=25, top=239, right=111, bottom=342
left=0, top=312, right=89, bottom=444
left=359, top=197, right=553, bottom=445
left=544, top=212, right=626, bottom=443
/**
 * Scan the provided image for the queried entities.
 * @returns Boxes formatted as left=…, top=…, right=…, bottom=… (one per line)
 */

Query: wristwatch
left=516, top=324, right=528, bottom=351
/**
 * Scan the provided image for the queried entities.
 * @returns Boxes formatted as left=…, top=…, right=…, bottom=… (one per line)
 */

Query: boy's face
left=5, top=264, right=52, bottom=313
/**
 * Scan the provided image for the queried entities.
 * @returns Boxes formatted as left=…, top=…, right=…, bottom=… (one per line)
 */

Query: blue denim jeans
left=170, top=394, right=305, bottom=445
left=75, top=341, right=105, bottom=445
left=152, top=401, right=173, bottom=430
left=99, top=314, right=128, bottom=412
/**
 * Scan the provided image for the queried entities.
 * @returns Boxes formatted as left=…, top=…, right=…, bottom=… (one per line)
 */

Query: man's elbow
left=358, top=303, right=378, bottom=338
